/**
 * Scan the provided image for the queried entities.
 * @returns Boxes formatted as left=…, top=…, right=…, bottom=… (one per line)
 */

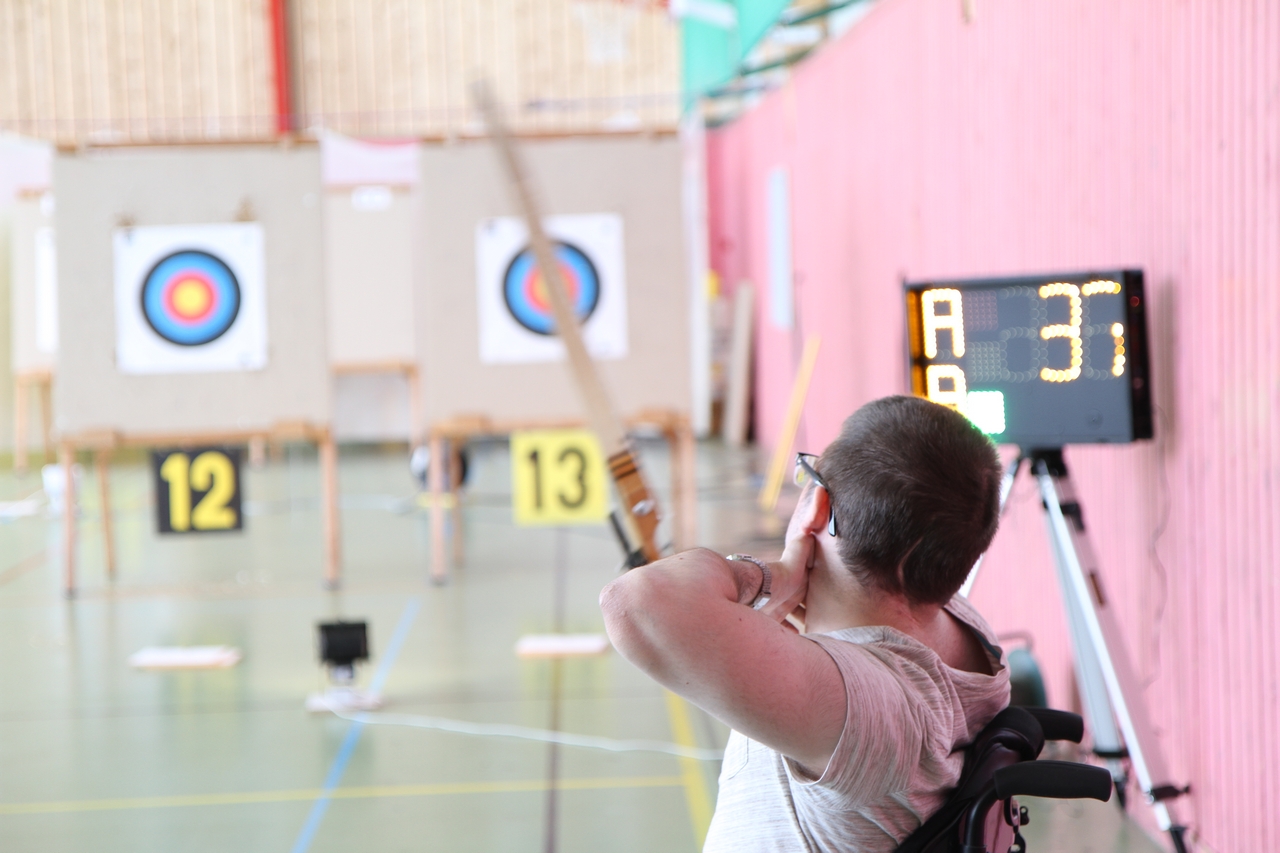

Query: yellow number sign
left=152, top=447, right=243, bottom=534
left=510, top=429, right=608, bottom=526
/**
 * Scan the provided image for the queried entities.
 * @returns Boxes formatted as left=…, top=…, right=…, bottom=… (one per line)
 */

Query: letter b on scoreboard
left=152, top=447, right=244, bottom=534
left=510, top=429, right=609, bottom=526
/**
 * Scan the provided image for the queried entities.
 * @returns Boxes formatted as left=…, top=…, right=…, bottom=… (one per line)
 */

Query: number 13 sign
left=152, top=447, right=244, bottom=534
left=510, top=430, right=608, bottom=527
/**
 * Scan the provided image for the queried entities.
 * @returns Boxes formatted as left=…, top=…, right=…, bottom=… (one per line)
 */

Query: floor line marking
left=664, top=690, right=715, bottom=848
left=0, top=775, right=685, bottom=815
left=289, top=597, right=420, bottom=853
left=0, top=550, right=46, bottom=587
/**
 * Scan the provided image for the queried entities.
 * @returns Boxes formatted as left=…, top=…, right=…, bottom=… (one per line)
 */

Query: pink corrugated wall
left=706, top=1, right=1279, bottom=849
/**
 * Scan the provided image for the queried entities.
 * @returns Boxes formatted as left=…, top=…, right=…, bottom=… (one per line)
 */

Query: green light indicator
left=964, top=391, right=1006, bottom=435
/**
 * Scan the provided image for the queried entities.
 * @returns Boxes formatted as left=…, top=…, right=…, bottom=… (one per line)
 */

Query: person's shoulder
left=805, top=627, right=944, bottom=693
left=943, top=595, right=1005, bottom=663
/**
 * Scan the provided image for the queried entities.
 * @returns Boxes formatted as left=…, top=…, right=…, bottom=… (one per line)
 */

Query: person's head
left=815, top=395, right=1001, bottom=606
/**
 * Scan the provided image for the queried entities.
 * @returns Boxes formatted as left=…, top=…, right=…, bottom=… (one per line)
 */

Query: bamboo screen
left=290, top=0, right=679, bottom=137
left=0, top=0, right=679, bottom=146
left=0, top=0, right=277, bottom=144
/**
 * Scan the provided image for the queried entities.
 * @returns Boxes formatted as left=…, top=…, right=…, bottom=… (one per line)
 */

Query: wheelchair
left=895, top=706, right=1114, bottom=853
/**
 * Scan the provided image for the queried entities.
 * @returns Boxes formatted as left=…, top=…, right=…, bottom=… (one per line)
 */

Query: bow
left=472, top=80, right=662, bottom=567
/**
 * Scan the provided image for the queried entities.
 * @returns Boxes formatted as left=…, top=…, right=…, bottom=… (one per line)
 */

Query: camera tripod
left=964, top=448, right=1191, bottom=853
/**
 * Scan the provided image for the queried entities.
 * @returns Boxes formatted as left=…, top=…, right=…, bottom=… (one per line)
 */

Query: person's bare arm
left=599, top=489, right=846, bottom=774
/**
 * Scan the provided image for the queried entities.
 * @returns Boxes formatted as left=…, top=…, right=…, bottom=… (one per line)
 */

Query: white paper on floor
left=129, top=646, right=242, bottom=669
left=0, top=497, right=43, bottom=520
left=515, top=633, right=610, bottom=658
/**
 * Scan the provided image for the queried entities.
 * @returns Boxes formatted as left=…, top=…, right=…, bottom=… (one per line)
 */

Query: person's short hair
left=817, top=395, right=1002, bottom=605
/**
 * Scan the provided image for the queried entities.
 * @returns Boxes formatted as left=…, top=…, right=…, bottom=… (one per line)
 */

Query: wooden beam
left=758, top=335, right=821, bottom=513
left=318, top=430, right=341, bottom=589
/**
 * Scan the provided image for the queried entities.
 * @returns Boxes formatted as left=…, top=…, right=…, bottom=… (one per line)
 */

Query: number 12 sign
left=510, top=429, right=609, bottom=526
left=152, top=447, right=244, bottom=534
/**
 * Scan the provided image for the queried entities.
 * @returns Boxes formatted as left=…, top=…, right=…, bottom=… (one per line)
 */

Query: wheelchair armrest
left=993, top=760, right=1113, bottom=802
left=1022, top=707, right=1084, bottom=743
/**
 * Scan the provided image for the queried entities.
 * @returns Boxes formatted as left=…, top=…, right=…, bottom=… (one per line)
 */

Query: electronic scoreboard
left=905, top=270, right=1152, bottom=448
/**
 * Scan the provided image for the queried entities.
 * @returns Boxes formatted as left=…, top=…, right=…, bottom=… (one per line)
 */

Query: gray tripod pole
left=958, top=454, right=1022, bottom=599
left=1031, top=450, right=1190, bottom=853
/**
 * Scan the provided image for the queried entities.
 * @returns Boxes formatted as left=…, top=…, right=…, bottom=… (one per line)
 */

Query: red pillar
left=269, top=0, right=293, bottom=134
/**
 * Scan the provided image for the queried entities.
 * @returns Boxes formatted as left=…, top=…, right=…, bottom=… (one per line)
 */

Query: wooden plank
left=724, top=284, right=755, bottom=448
left=758, top=335, right=821, bottom=513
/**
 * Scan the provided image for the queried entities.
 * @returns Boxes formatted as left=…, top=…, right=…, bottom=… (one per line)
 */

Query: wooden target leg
left=38, top=377, right=53, bottom=463
left=61, top=444, right=77, bottom=598
left=676, top=417, right=697, bottom=551
left=14, top=378, right=29, bottom=474
left=319, top=432, right=342, bottom=590
left=450, top=443, right=465, bottom=566
left=663, top=425, right=684, bottom=551
left=429, top=432, right=448, bottom=584
left=248, top=436, right=267, bottom=468
left=96, top=449, right=116, bottom=582
left=406, top=365, right=423, bottom=450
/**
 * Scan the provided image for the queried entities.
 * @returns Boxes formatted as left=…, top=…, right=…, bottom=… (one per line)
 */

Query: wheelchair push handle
left=1022, top=707, right=1085, bottom=744
left=993, top=760, right=1113, bottom=802
left=962, top=762, right=1112, bottom=852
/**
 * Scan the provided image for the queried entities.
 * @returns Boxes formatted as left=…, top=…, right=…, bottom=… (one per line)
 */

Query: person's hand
left=758, top=528, right=813, bottom=627
left=758, top=484, right=822, bottom=628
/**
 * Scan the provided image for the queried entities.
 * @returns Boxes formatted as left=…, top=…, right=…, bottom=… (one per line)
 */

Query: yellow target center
left=530, top=266, right=577, bottom=309
left=172, top=278, right=213, bottom=318
left=531, top=273, right=549, bottom=306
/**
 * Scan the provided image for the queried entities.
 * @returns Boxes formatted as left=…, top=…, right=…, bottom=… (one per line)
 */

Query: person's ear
left=793, top=483, right=831, bottom=536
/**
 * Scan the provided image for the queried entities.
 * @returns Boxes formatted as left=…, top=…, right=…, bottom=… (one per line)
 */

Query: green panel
left=681, top=0, right=790, bottom=105
left=681, top=17, right=739, bottom=106
left=736, top=0, right=791, bottom=58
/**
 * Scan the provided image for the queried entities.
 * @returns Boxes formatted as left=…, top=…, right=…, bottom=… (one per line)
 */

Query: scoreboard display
left=905, top=270, right=1153, bottom=448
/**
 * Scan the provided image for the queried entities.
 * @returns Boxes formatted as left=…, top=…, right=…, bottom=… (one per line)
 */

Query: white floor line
left=331, top=708, right=725, bottom=762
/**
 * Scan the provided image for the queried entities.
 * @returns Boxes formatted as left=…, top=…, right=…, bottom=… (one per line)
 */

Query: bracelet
left=726, top=554, right=772, bottom=610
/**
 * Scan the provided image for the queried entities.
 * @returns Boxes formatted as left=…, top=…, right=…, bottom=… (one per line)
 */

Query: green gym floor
left=0, top=442, right=1163, bottom=852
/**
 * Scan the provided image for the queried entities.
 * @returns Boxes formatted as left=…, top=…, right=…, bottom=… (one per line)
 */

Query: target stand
left=967, top=449, right=1191, bottom=852
left=331, top=360, right=423, bottom=446
left=12, top=369, right=54, bottom=473
left=57, top=422, right=342, bottom=596
left=424, top=408, right=696, bottom=584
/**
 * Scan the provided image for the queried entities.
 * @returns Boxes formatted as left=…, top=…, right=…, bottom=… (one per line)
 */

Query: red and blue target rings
left=140, top=250, right=242, bottom=346
left=502, top=241, right=600, bottom=336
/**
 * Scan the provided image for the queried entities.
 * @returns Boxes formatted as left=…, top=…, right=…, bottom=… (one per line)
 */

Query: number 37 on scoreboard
left=904, top=270, right=1152, bottom=447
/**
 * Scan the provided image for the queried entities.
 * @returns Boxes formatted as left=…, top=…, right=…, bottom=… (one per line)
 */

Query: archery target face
left=114, top=223, right=268, bottom=374
left=476, top=214, right=627, bottom=364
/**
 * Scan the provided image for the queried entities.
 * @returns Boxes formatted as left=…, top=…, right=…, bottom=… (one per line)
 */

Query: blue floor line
left=289, top=598, right=422, bottom=853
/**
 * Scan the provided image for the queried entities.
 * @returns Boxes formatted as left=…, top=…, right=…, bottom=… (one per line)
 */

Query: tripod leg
left=959, top=454, right=1022, bottom=598
left=1040, top=493, right=1128, bottom=791
left=1033, top=457, right=1189, bottom=847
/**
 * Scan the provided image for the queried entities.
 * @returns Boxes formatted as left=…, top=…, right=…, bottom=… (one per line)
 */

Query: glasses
left=794, top=453, right=837, bottom=537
